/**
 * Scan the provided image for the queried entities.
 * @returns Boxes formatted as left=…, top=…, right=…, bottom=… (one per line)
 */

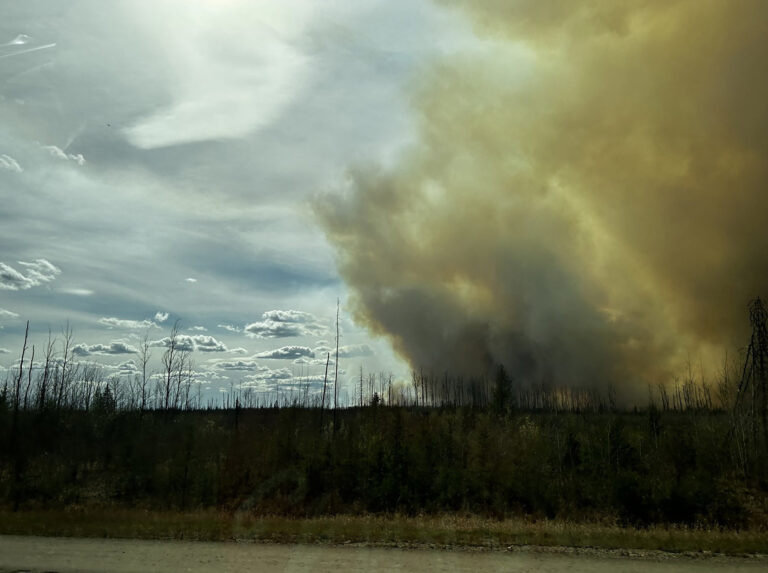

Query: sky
left=3, top=1, right=768, bottom=405
left=0, top=0, right=475, bottom=402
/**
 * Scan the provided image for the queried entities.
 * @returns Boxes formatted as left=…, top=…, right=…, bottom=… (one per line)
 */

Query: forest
left=1, top=318, right=767, bottom=531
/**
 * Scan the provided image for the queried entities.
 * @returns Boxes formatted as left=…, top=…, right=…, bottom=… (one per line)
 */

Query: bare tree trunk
left=10, top=321, right=29, bottom=511
left=22, top=346, right=35, bottom=411
left=320, top=352, right=329, bottom=427
left=139, top=332, right=152, bottom=411
left=333, top=299, right=340, bottom=430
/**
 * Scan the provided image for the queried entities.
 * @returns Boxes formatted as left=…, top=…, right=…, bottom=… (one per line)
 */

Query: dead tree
left=333, top=299, right=340, bottom=430
left=735, top=297, right=768, bottom=452
left=320, top=352, right=330, bottom=427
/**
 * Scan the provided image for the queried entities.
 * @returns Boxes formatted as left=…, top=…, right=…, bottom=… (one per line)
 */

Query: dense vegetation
left=1, top=400, right=766, bottom=528
left=1, top=317, right=767, bottom=532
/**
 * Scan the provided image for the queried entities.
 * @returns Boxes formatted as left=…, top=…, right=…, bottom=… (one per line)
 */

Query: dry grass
left=1, top=509, right=766, bottom=556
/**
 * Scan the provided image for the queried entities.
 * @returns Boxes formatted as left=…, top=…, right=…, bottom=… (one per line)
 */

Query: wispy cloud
left=0, top=154, right=22, bottom=173
left=123, top=1, right=313, bottom=149
left=60, top=288, right=94, bottom=296
left=0, top=42, right=56, bottom=60
left=40, top=144, right=85, bottom=165
left=0, top=259, right=61, bottom=291
left=0, top=308, right=20, bottom=320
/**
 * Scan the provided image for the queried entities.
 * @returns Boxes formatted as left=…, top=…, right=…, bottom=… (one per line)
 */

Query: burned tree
left=735, top=297, right=768, bottom=456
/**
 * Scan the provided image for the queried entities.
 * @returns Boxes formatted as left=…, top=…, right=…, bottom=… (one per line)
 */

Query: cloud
left=154, top=311, right=170, bottom=323
left=212, top=359, right=267, bottom=372
left=99, top=317, right=159, bottom=329
left=245, top=309, right=325, bottom=338
left=0, top=154, right=22, bottom=173
left=228, top=347, right=248, bottom=355
left=0, top=259, right=61, bottom=290
left=192, top=335, right=228, bottom=353
left=2, top=34, right=31, bottom=47
left=218, top=324, right=242, bottom=333
left=116, top=360, right=138, bottom=373
left=73, top=341, right=139, bottom=356
left=294, top=356, right=334, bottom=366
left=185, top=277, right=198, bottom=283
left=0, top=308, right=20, bottom=320
left=122, top=0, right=314, bottom=149
left=150, top=334, right=227, bottom=353
left=256, top=345, right=315, bottom=360
left=60, top=288, right=93, bottom=296
left=189, top=325, right=207, bottom=331
left=336, top=343, right=374, bottom=358
left=240, top=367, right=294, bottom=389
left=0, top=348, right=10, bottom=354
left=41, top=144, right=86, bottom=165
left=150, top=335, right=195, bottom=352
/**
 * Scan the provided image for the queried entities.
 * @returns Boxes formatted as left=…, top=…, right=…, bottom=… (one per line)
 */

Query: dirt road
left=1, top=535, right=765, bottom=573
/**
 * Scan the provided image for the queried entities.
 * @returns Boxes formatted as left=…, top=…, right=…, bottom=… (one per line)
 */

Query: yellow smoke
left=315, top=0, right=768, bottom=397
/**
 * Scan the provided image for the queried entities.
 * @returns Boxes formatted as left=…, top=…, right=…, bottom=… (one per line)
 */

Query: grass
left=0, top=509, right=766, bottom=556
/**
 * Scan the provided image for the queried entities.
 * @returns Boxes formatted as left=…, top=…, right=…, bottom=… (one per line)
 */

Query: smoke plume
left=315, top=1, right=768, bottom=396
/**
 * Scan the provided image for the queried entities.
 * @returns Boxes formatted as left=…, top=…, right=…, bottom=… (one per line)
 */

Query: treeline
left=1, top=320, right=767, bottom=528
left=1, top=400, right=766, bottom=527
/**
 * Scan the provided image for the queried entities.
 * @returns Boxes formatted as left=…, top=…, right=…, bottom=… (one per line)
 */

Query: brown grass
left=0, top=509, right=766, bottom=556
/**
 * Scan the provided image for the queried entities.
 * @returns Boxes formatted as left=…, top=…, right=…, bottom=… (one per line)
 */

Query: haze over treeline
left=316, top=0, right=768, bottom=398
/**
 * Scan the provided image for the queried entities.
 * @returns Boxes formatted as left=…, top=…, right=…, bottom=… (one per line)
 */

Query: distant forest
left=1, top=310, right=767, bottom=529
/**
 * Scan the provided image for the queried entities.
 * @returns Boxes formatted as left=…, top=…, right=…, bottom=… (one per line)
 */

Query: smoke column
left=315, top=0, right=768, bottom=397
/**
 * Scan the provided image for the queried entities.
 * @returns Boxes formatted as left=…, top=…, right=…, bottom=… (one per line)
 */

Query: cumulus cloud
left=218, top=324, right=242, bottom=333
left=189, top=325, right=207, bottom=331
left=192, top=335, right=228, bottom=353
left=337, top=344, right=374, bottom=358
left=41, top=144, right=85, bottom=165
left=0, top=308, right=20, bottom=320
left=185, top=277, right=198, bottom=283
left=256, top=345, right=315, bottom=360
left=99, top=317, right=159, bottom=329
left=0, top=348, right=10, bottom=354
left=212, top=359, right=267, bottom=372
left=73, top=341, right=139, bottom=356
left=245, top=309, right=325, bottom=338
left=240, top=367, right=294, bottom=389
left=150, top=335, right=195, bottom=352
left=116, top=360, right=138, bottom=372
left=228, top=347, right=248, bottom=355
left=0, top=259, right=61, bottom=291
left=154, top=311, right=170, bottom=323
left=0, top=154, right=22, bottom=173
left=150, top=334, right=227, bottom=353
